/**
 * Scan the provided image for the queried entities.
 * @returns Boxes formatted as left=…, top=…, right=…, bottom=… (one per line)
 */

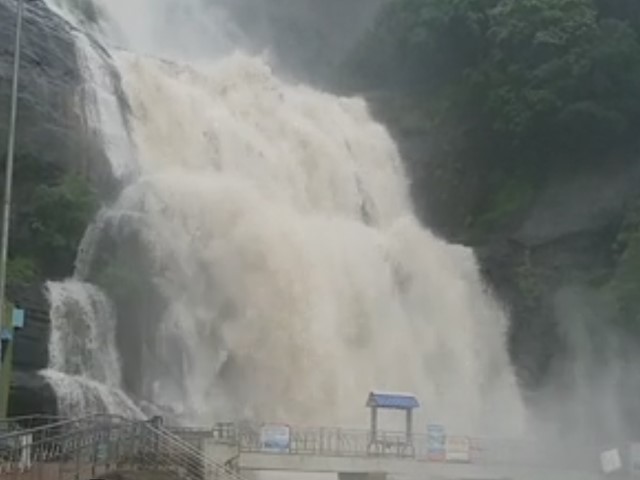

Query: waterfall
left=41, top=0, right=526, bottom=434
left=42, top=280, right=142, bottom=417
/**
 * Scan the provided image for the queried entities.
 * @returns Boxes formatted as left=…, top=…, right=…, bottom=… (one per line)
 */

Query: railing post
left=105, top=423, right=112, bottom=472
left=74, top=431, right=81, bottom=480
left=113, top=424, right=119, bottom=471
left=91, top=429, right=98, bottom=478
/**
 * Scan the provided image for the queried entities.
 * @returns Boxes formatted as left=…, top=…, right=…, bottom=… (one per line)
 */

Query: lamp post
left=0, top=0, right=25, bottom=419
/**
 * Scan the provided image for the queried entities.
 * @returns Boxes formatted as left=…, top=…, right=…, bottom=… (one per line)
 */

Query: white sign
left=445, top=436, right=471, bottom=463
left=427, top=424, right=446, bottom=461
left=19, top=434, right=32, bottom=470
left=260, top=424, right=290, bottom=453
left=601, top=449, right=622, bottom=474
left=631, top=444, right=640, bottom=474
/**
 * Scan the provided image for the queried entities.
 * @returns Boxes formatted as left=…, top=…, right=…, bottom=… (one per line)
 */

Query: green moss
left=6, top=257, right=39, bottom=285
left=4, top=156, right=99, bottom=283
left=471, top=175, right=536, bottom=234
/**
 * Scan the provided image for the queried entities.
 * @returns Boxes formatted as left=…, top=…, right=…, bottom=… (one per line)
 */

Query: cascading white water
left=43, top=0, right=526, bottom=434
left=109, top=54, right=525, bottom=432
left=73, top=32, right=135, bottom=180
left=42, top=280, right=142, bottom=417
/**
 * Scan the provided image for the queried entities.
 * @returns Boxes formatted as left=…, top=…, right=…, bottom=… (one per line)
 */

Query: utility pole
left=0, top=0, right=25, bottom=419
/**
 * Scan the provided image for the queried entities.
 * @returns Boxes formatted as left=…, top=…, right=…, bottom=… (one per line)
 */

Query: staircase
left=0, top=415, right=248, bottom=480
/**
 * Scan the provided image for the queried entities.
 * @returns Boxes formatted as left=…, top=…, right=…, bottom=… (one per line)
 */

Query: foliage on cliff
left=344, top=0, right=640, bottom=384
left=4, top=155, right=98, bottom=285
left=348, top=0, right=640, bottom=234
left=352, top=0, right=640, bottom=158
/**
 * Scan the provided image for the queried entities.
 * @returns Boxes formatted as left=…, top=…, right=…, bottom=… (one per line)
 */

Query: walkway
left=0, top=416, right=617, bottom=480
left=0, top=415, right=247, bottom=480
left=193, top=423, right=608, bottom=480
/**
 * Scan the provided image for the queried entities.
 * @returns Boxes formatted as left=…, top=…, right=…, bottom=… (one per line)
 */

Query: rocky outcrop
left=221, top=0, right=386, bottom=84
left=515, top=161, right=640, bottom=247
left=0, top=0, right=116, bottom=189
left=1, top=0, right=82, bottom=169
left=363, top=83, right=640, bottom=438
left=8, top=284, right=50, bottom=372
left=0, top=0, right=101, bottom=416
left=4, top=286, right=56, bottom=415
left=9, top=371, right=57, bottom=417
left=477, top=162, right=639, bottom=390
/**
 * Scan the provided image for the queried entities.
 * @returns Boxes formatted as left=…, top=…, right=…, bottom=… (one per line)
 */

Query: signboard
left=631, top=443, right=640, bottom=474
left=96, top=442, right=108, bottom=462
left=12, top=309, right=24, bottom=329
left=260, top=424, right=290, bottom=453
left=0, top=327, right=12, bottom=341
left=427, top=424, right=446, bottom=461
left=601, top=449, right=622, bottom=474
left=445, top=435, right=471, bottom=463
left=19, top=434, right=32, bottom=470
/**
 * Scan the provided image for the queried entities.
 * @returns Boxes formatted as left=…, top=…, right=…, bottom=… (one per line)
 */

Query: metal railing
left=197, top=422, right=602, bottom=473
left=1, top=416, right=602, bottom=478
left=0, top=415, right=249, bottom=480
left=0, top=415, right=63, bottom=434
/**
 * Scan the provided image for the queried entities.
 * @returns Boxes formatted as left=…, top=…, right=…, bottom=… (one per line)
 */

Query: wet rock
left=0, top=0, right=93, bottom=416
left=516, top=161, right=640, bottom=247
left=8, top=284, right=50, bottom=372
left=0, top=0, right=83, bottom=169
left=0, top=0, right=114, bottom=190
left=9, top=370, right=57, bottom=417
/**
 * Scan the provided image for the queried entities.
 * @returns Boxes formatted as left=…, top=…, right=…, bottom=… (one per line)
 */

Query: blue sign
left=427, top=424, right=446, bottom=461
left=260, top=424, right=291, bottom=453
left=12, top=308, right=25, bottom=329
left=0, top=327, right=13, bottom=341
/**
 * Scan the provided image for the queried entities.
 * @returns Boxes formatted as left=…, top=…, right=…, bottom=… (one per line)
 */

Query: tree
left=350, top=0, right=640, bottom=160
left=594, top=0, right=640, bottom=27
left=350, top=0, right=496, bottom=92
left=481, top=0, right=598, bottom=138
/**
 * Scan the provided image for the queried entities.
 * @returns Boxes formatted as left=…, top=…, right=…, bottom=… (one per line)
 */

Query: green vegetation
left=344, top=0, right=640, bottom=357
left=348, top=0, right=640, bottom=235
left=4, top=155, right=98, bottom=285
left=352, top=0, right=640, bottom=156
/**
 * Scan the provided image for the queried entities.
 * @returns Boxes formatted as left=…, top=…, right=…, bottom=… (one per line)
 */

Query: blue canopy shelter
left=366, top=391, right=419, bottom=453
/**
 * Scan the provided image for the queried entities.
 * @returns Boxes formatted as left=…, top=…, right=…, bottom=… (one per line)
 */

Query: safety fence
left=0, top=415, right=249, bottom=480
left=0, top=416, right=606, bottom=478
left=181, top=422, right=603, bottom=473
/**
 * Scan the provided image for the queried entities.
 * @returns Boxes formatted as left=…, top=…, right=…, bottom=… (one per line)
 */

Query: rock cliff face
left=369, top=91, right=640, bottom=435
left=1, top=0, right=81, bottom=169
left=0, top=0, right=99, bottom=415
left=224, top=0, right=386, bottom=83
left=2, top=0, right=638, bottom=430
left=0, top=0, right=390, bottom=417
left=5, top=285, right=56, bottom=416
